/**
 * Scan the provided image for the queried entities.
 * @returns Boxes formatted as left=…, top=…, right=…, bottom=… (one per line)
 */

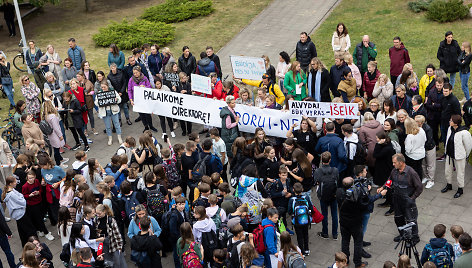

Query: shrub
left=141, top=0, right=214, bottom=23
left=93, top=19, right=175, bottom=50
left=426, top=0, right=469, bottom=22
left=408, top=0, right=433, bottom=12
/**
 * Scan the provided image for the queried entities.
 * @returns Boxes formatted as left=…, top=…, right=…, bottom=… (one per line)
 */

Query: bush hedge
left=426, top=0, right=469, bottom=22
left=407, top=0, right=433, bottom=12
left=93, top=19, right=175, bottom=50
left=141, top=0, right=214, bottom=23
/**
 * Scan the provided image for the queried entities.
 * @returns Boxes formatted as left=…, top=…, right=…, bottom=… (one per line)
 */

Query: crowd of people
left=0, top=21, right=471, bottom=268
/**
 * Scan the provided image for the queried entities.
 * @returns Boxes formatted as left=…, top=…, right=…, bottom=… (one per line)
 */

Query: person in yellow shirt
left=419, top=64, right=436, bottom=100
left=236, top=73, right=285, bottom=105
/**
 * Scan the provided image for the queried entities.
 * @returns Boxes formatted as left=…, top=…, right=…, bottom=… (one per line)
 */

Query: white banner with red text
left=288, top=100, right=359, bottom=119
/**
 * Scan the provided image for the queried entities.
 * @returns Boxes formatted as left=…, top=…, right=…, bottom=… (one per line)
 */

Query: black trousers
left=221, top=163, right=228, bottom=183
left=53, top=147, right=63, bottom=166
left=46, top=197, right=60, bottom=226
left=26, top=203, right=49, bottom=233
left=340, top=223, right=363, bottom=267
left=294, top=225, right=309, bottom=253
left=428, top=119, right=440, bottom=148
left=70, top=127, right=88, bottom=147
left=405, top=156, right=423, bottom=179
left=5, top=18, right=15, bottom=36
left=141, top=113, right=153, bottom=128
left=180, top=120, right=192, bottom=134
left=391, top=75, right=398, bottom=90
left=159, top=115, right=173, bottom=133
left=393, top=194, right=419, bottom=240
left=16, top=214, right=36, bottom=246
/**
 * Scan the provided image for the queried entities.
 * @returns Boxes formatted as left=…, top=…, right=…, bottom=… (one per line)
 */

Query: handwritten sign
left=96, top=90, right=117, bottom=107
left=230, top=55, right=267, bottom=80
left=289, top=100, right=359, bottom=119
left=191, top=74, right=212, bottom=94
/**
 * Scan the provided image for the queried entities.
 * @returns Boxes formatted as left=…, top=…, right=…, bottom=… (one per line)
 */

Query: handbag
left=311, top=205, right=324, bottom=224
left=1, top=77, right=12, bottom=85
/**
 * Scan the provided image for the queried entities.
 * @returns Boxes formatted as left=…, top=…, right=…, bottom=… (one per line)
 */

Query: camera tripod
left=394, top=233, right=422, bottom=268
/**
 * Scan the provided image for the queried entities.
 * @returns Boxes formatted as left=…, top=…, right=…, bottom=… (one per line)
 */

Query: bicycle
left=13, top=41, right=28, bottom=72
left=0, top=107, right=24, bottom=150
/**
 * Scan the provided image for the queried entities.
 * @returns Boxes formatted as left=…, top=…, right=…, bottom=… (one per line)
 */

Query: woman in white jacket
left=192, top=206, right=216, bottom=244
left=1, top=176, right=36, bottom=246
left=94, top=83, right=122, bottom=145
left=331, top=23, right=351, bottom=56
left=441, top=114, right=472, bottom=198
left=404, top=117, right=426, bottom=180
left=372, top=74, right=394, bottom=104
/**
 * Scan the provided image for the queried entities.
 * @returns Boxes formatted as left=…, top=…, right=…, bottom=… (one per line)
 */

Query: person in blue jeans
left=353, top=165, right=387, bottom=259
left=94, top=83, right=122, bottom=146
left=458, top=42, right=472, bottom=100
left=314, top=152, right=339, bottom=240
left=0, top=54, right=15, bottom=109
left=0, top=190, right=15, bottom=268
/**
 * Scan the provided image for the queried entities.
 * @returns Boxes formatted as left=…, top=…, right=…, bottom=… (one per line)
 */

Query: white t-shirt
left=277, top=247, right=303, bottom=266
left=212, top=138, right=227, bottom=164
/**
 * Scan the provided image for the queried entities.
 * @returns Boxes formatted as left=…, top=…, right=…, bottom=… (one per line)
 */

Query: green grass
left=0, top=0, right=271, bottom=120
left=311, top=0, right=472, bottom=100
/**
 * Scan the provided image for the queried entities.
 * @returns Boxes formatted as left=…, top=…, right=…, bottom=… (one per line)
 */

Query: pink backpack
left=182, top=242, right=203, bottom=268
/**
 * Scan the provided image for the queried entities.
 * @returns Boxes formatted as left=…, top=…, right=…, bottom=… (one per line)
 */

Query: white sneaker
left=5, top=217, right=10, bottom=222
left=426, top=181, right=435, bottom=189
left=44, top=232, right=54, bottom=241
left=162, top=133, right=167, bottom=139
left=60, top=164, right=69, bottom=169
left=61, top=158, right=69, bottom=164
left=37, top=231, right=45, bottom=237
left=171, top=131, right=176, bottom=138
left=421, top=178, right=428, bottom=184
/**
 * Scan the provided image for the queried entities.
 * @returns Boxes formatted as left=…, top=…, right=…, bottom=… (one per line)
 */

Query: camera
left=398, top=222, right=416, bottom=239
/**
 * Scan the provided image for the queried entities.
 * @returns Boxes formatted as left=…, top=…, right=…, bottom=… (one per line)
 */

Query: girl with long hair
left=27, top=236, right=54, bottom=268
left=308, top=57, right=330, bottom=102
left=241, top=243, right=264, bottom=268
left=2, top=176, right=36, bottom=246
left=404, top=117, right=426, bottom=179
left=284, top=61, right=307, bottom=100
left=81, top=206, right=105, bottom=251
left=59, top=169, right=76, bottom=209
left=95, top=204, right=126, bottom=267
left=276, top=51, right=291, bottom=92
left=331, top=22, right=351, bottom=55
left=127, top=204, right=162, bottom=238
left=38, top=154, right=65, bottom=226
left=85, top=158, right=104, bottom=195
left=258, top=146, right=280, bottom=184
left=62, top=91, right=89, bottom=152
left=42, top=100, right=67, bottom=166
left=75, top=189, right=97, bottom=222
left=253, top=127, right=271, bottom=168
left=13, top=154, right=30, bottom=191
left=176, top=222, right=203, bottom=265
left=458, top=41, right=472, bottom=100
left=57, top=206, right=73, bottom=246
left=132, top=134, right=160, bottom=173
left=376, top=98, right=397, bottom=125
left=96, top=181, right=113, bottom=209
left=288, top=148, right=313, bottom=200
left=277, top=231, right=304, bottom=268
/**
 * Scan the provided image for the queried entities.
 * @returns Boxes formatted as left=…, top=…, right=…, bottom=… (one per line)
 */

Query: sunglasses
left=24, top=78, right=30, bottom=82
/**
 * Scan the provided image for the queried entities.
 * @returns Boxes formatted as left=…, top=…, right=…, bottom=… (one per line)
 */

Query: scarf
left=45, top=52, right=58, bottom=72
left=70, top=87, right=85, bottom=104
left=308, top=70, right=322, bottom=101
left=367, top=69, right=377, bottom=81
left=132, top=73, right=144, bottom=84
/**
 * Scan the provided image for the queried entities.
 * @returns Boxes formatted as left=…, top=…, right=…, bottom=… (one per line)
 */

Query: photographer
left=377, top=153, right=423, bottom=244
left=336, top=177, right=368, bottom=268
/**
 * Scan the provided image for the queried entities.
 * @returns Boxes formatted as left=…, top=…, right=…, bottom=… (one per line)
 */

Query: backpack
left=391, top=140, right=402, bottom=153
left=163, top=159, right=181, bottom=189
left=316, top=167, right=338, bottom=203
left=345, top=182, right=369, bottom=208
left=110, top=194, right=126, bottom=223
left=123, top=192, right=140, bottom=220
left=160, top=207, right=178, bottom=234
left=39, top=120, right=53, bottom=135
left=182, top=242, right=203, bottom=268
left=130, top=250, right=151, bottom=265
left=425, top=243, right=453, bottom=268
left=201, top=229, right=219, bottom=262
left=210, top=207, right=222, bottom=229
left=191, top=154, right=211, bottom=183
left=291, top=197, right=310, bottom=226
left=252, top=223, right=275, bottom=254
left=217, top=221, right=232, bottom=249
left=346, top=141, right=367, bottom=165
left=145, top=185, right=166, bottom=217
left=286, top=251, right=307, bottom=268
left=60, top=242, right=71, bottom=263
left=73, top=163, right=87, bottom=175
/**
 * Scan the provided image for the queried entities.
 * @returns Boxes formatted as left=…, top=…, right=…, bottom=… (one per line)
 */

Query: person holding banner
left=284, top=61, right=307, bottom=101
left=154, top=76, right=176, bottom=138
left=177, top=72, right=193, bottom=136
left=236, top=73, right=285, bottom=105
left=128, top=66, right=157, bottom=132
left=220, top=95, right=239, bottom=158
left=94, top=83, right=122, bottom=146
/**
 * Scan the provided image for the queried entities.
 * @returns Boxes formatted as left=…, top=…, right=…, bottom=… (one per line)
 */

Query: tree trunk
left=84, top=0, right=91, bottom=11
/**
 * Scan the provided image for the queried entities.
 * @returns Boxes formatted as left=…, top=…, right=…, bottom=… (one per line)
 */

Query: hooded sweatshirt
left=192, top=217, right=216, bottom=243
left=130, top=231, right=163, bottom=266
left=4, top=189, right=26, bottom=220
left=389, top=43, right=410, bottom=76
left=261, top=218, right=277, bottom=255
left=206, top=206, right=227, bottom=223
left=420, top=237, right=454, bottom=265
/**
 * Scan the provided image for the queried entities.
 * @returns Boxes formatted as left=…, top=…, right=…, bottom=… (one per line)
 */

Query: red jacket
left=362, top=70, right=381, bottom=99
left=208, top=80, right=223, bottom=100
left=22, top=179, right=42, bottom=206
left=389, top=43, right=410, bottom=76
left=221, top=85, right=240, bottom=101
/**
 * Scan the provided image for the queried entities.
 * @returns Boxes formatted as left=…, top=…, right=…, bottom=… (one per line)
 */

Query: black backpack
left=191, top=154, right=211, bottom=183
left=201, top=229, right=220, bottom=262
left=39, top=120, right=53, bottom=135
left=316, top=167, right=338, bottom=202
left=346, top=141, right=367, bottom=165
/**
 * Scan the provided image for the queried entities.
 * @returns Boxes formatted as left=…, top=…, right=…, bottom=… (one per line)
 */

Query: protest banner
left=132, top=86, right=300, bottom=138
left=191, top=74, right=212, bottom=94
left=230, top=55, right=266, bottom=80
left=96, top=90, right=118, bottom=107
left=288, top=100, right=359, bottom=119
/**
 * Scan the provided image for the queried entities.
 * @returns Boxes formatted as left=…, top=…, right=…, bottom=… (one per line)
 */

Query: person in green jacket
left=284, top=61, right=307, bottom=100
left=353, top=35, right=377, bottom=74
left=107, top=44, right=125, bottom=70
left=176, top=222, right=203, bottom=266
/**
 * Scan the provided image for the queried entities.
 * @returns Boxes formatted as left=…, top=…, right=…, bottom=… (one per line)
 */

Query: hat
left=227, top=217, right=241, bottom=229
left=262, top=73, right=270, bottom=79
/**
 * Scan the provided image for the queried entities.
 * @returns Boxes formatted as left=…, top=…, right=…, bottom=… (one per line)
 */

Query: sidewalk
left=217, top=0, right=340, bottom=76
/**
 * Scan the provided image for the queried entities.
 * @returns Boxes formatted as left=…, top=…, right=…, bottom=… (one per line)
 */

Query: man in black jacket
left=169, top=196, right=190, bottom=268
left=124, top=56, right=149, bottom=83
left=337, top=177, right=368, bottom=268
left=329, top=54, right=350, bottom=98
left=440, top=83, right=460, bottom=146
left=463, top=98, right=472, bottom=128
left=296, top=32, right=317, bottom=73
left=0, top=2, right=15, bottom=37
left=130, top=216, right=163, bottom=268
left=437, top=31, right=461, bottom=89
left=178, top=46, right=197, bottom=80
left=206, top=46, right=222, bottom=78
left=410, top=95, right=427, bottom=118
left=0, top=207, right=15, bottom=268
left=377, top=153, right=423, bottom=244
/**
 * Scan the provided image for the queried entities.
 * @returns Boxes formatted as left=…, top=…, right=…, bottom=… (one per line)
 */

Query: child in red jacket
left=22, top=170, right=54, bottom=240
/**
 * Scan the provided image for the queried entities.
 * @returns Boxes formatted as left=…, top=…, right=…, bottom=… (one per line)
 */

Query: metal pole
left=13, top=0, right=31, bottom=73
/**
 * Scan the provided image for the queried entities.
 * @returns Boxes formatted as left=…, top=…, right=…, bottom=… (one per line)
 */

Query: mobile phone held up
left=164, top=134, right=168, bottom=143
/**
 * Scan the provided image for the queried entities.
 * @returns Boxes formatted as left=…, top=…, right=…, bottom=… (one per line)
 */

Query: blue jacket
left=390, top=95, right=412, bottom=113
left=67, top=45, right=86, bottom=70
left=196, top=58, right=217, bottom=76
left=105, top=165, right=126, bottom=188
left=315, top=133, right=347, bottom=172
left=148, top=52, right=164, bottom=75
left=25, top=48, right=42, bottom=70
left=329, top=63, right=350, bottom=97
left=261, top=218, right=277, bottom=254
left=107, top=51, right=125, bottom=70
left=199, top=151, right=223, bottom=175
left=127, top=215, right=161, bottom=238
left=420, top=237, right=454, bottom=265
